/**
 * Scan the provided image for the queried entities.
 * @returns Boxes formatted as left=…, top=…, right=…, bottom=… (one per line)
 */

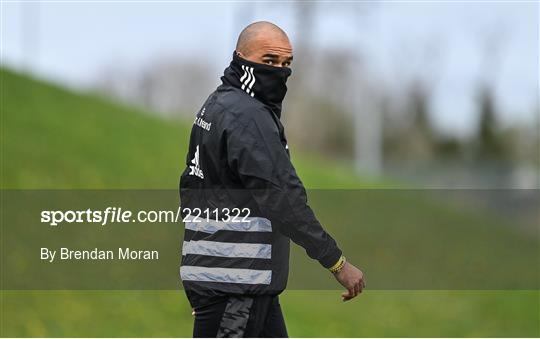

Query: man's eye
left=264, top=60, right=274, bottom=65
left=283, top=61, right=291, bottom=67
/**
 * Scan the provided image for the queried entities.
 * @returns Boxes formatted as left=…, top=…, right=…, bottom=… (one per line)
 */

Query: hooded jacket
left=179, top=52, right=342, bottom=304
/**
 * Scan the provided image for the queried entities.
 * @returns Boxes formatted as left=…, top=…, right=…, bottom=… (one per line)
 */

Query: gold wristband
left=329, top=255, right=346, bottom=273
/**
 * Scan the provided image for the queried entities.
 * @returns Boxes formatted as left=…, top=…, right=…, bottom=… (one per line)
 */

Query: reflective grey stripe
left=180, top=266, right=272, bottom=285
left=182, top=240, right=271, bottom=259
left=184, top=217, right=272, bottom=233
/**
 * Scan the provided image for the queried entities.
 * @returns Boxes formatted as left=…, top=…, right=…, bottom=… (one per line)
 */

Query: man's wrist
left=329, top=255, right=346, bottom=274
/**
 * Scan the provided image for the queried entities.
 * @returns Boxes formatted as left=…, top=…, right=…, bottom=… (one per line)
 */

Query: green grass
left=1, top=68, right=538, bottom=337
left=2, top=290, right=538, bottom=337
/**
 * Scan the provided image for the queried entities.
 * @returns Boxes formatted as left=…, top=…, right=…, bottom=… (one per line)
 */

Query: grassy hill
left=1, top=68, right=538, bottom=337
left=1, top=68, right=381, bottom=189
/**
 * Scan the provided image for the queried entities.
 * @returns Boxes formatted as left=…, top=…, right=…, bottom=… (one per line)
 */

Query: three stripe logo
left=240, top=65, right=256, bottom=97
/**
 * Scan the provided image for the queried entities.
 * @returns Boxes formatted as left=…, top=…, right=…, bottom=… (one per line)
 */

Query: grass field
left=1, top=68, right=538, bottom=337
left=2, top=290, right=538, bottom=337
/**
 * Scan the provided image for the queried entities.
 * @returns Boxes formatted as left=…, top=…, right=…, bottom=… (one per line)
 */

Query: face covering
left=221, top=51, right=292, bottom=118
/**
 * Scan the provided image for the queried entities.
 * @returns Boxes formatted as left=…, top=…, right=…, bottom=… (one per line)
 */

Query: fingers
left=337, top=267, right=366, bottom=302
left=358, top=278, right=365, bottom=293
left=342, top=288, right=354, bottom=301
left=341, top=290, right=354, bottom=302
left=342, top=285, right=357, bottom=302
left=341, top=279, right=366, bottom=302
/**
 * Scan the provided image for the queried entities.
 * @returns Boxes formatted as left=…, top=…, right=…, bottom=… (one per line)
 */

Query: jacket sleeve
left=226, top=110, right=342, bottom=269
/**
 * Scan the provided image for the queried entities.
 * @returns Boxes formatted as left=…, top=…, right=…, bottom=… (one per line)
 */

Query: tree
left=475, top=86, right=505, bottom=162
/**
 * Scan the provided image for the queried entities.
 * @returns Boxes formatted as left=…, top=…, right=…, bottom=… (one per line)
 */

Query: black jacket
left=179, top=55, right=342, bottom=304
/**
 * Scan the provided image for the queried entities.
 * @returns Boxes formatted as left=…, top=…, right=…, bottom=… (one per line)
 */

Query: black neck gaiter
left=221, top=51, right=292, bottom=118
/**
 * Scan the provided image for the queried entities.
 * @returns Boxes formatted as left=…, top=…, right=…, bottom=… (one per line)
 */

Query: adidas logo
left=240, top=65, right=256, bottom=97
left=188, top=145, right=204, bottom=179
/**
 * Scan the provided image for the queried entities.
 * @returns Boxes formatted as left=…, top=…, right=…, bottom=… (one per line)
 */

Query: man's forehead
left=260, top=45, right=293, bottom=56
left=253, top=36, right=293, bottom=56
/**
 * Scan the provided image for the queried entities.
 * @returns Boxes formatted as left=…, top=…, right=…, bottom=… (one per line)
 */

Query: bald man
left=179, top=21, right=365, bottom=338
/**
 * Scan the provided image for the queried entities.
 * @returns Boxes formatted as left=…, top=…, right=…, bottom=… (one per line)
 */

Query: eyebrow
left=262, top=53, right=294, bottom=61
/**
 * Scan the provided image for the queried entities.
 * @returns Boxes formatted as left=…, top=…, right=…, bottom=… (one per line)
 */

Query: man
left=179, top=21, right=365, bottom=338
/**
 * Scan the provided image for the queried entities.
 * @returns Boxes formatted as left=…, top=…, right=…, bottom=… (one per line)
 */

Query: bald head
left=235, top=21, right=293, bottom=68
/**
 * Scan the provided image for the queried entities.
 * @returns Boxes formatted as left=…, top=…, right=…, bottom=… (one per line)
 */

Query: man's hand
left=333, top=262, right=365, bottom=301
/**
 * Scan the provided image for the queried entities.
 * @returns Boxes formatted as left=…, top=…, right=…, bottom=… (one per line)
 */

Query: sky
left=1, top=1, right=538, bottom=137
